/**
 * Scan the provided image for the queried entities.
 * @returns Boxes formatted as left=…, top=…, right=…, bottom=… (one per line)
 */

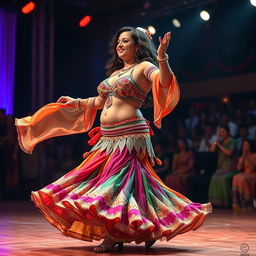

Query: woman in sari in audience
left=209, top=125, right=238, bottom=208
left=232, top=139, right=256, bottom=210
left=165, top=138, right=195, bottom=196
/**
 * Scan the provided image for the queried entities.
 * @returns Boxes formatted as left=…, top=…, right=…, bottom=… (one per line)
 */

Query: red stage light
left=79, top=15, right=91, bottom=27
left=21, top=2, right=36, bottom=14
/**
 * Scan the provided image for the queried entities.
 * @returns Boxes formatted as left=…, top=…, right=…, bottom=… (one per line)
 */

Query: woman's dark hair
left=105, top=26, right=158, bottom=76
left=219, top=124, right=230, bottom=134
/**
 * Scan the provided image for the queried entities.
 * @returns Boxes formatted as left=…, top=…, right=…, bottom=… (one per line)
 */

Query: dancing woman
left=15, top=26, right=212, bottom=253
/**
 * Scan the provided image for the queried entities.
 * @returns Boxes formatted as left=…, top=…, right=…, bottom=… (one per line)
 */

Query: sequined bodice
left=97, top=68, right=147, bottom=108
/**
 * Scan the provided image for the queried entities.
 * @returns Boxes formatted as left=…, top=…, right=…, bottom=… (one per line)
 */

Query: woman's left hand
left=157, top=32, right=171, bottom=57
left=57, top=96, right=75, bottom=104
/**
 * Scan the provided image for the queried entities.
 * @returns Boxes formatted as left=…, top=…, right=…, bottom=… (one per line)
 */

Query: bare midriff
left=100, top=97, right=144, bottom=124
left=99, top=64, right=153, bottom=125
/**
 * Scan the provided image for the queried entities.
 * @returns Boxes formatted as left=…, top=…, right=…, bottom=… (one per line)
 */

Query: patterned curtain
left=0, top=9, right=16, bottom=115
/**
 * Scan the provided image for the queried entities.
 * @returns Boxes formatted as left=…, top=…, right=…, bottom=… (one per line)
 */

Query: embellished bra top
left=97, top=66, right=147, bottom=108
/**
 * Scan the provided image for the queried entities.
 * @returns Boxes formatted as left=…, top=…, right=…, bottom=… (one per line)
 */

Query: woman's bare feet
left=94, top=237, right=123, bottom=253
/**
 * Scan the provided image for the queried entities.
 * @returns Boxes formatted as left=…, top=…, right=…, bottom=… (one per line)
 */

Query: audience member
left=245, top=115, right=256, bottom=140
left=198, top=124, right=217, bottom=152
left=165, top=138, right=195, bottom=196
left=220, top=113, right=238, bottom=138
left=236, top=125, right=250, bottom=153
left=177, top=125, right=192, bottom=149
left=208, top=125, right=238, bottom=208
left=233, top=109, right=243, bottom=127
left=194, top=111, right=208, bottom=138
left=185, top=107, right=199, bottom=137
left=232, top=140, right=256, bottom=210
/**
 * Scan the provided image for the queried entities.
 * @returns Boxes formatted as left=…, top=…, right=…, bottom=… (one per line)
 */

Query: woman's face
left=219, top=127, right=229, bottom=139
left=116, top=31, right=138, bottom=62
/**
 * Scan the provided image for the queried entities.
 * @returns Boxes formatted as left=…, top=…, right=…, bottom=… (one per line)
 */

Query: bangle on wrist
left=157, top=54, right=169, bottom=63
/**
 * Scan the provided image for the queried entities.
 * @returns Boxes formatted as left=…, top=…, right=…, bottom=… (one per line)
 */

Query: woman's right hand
left=57, top=96, right=75, bottom=104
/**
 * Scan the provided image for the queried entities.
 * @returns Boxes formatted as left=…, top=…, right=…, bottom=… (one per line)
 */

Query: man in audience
left=220, top=113, right=238, bottom=138
left=199, top=124, right=217, bottom=152
left=236, top=125, right=250, bottom=154
left=185, top=107, right=199, bottom=138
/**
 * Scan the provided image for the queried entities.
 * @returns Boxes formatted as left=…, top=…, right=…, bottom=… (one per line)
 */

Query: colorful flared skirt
left=31, top=117, right=212, bottom=243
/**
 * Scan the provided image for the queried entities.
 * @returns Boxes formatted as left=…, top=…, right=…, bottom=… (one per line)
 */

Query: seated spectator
left=177, top=125, right=192, bottom=149
left=236, top=125, right=250, bottom=153
left=165, top=138, right=195, bottom=196
left=194, top=111, right=208, bottom=139
left=198, top=124, right=216, bottom=152
left=245, top=115, right=256, bottom=140
left=232, top=140, right=256, bottom=210
left=208, top=125, right=238, bottom=208
left=220, top=113, right=238, bottom=138
left=191, top=112, right=209, bottom=151
left=209, top=103, right=220, bottom=121
left=208, top=113, right=219, bottom=129
left=233, top=109, right=243, bottom=127
left=185, top=107, right=199, bottom=138
left=191, top=136, right=200, bottom=151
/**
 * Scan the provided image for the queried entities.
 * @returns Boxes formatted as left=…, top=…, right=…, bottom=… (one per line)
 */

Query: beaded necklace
left=111, top=64, right=137, bottom=78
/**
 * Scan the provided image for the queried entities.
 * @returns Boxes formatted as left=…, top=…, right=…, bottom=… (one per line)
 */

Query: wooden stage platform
left=0, top=200, right=255, bottom=256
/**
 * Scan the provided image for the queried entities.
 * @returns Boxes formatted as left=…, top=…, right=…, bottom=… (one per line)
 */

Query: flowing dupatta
left=152, top=73, right=180, bottom=129
left=15, top=74, right=179, bottom=154
left=15, top=97, right=96, bottom=154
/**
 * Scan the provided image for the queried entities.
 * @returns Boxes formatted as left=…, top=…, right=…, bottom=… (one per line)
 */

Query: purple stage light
left=0, top=9, right=16, bottom=115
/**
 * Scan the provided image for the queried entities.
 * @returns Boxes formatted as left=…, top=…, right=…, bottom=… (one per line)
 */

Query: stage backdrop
left=0, top=9, right=16, bottom=115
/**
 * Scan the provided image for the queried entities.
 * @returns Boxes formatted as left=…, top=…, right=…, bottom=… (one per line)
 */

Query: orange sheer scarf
left=15, top=98, right=97, bottom=154
left=152, top=73, right=180, bottom=129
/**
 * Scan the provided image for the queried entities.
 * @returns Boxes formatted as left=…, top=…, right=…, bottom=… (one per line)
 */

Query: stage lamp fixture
left=200, top=10, right=210, bottom=21
left=172, top=18, right=181, bottom=28
left=147, top=25, right=156, bottom=35
left=79, top=15, right=92, bottom=27
left=250, top=0, right=256, bottom=7
left=21, top=1, right=36, bottom=14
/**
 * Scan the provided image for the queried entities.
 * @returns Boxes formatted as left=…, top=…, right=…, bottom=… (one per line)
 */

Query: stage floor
left=0, top=200, right=255, bottom=256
